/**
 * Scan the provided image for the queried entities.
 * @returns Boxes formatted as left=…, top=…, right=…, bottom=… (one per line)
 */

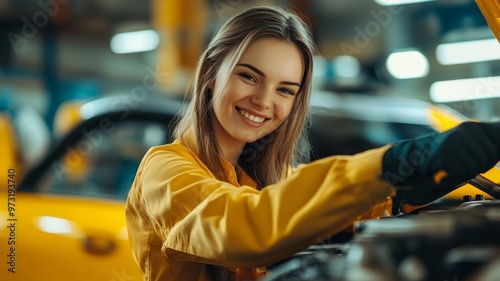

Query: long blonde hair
left=174, top=6, right=317, bottom=188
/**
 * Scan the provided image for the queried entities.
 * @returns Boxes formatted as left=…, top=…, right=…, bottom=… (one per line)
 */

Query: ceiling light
left=110, top=30, right=160, bottom=54
left=374, top=0, right=434, bottom=6
left=332, top=55, right=361, bottom=78
left=430, top=76, right=500, bottom=102
left=386, top=50, right=429, bottom=79
left=436, top=38, right=500, bottom=65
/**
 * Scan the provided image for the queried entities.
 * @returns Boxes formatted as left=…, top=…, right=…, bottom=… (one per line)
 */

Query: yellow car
left=1, top=93, right=498, bottom=281
left=0, top=94, right=183, bottom=281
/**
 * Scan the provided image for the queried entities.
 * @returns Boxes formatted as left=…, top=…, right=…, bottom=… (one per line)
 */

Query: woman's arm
left=126, top=143, right=395, bottom=268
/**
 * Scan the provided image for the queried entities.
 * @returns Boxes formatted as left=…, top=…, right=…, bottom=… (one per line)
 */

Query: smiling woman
left=124, top=5, right=500, bottom=281
left=211, top=38, right=303, bottom=166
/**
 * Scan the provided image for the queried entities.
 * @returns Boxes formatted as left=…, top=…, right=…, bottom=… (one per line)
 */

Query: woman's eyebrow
left=280, top=81, right=301, bottom=87
left=236, top=63, right=301, bottom=87
left=237, top=63, right=266, bottom=77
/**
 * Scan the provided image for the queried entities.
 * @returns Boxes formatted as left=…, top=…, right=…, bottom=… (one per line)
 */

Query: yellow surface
left=428, top=104, right=468, bottom=132
left=0, top=193, right=142, bottom=281
left=53, top=100, right=85, bottom=137
left=152, top=0, right=208, bottom=91
left=428, top=105, right=498, bottom=201
left=53, top=100, right=90, bottom=182
left=476, top=0, right=500, bottom=43
left=0, top=114, right=19, bottom=190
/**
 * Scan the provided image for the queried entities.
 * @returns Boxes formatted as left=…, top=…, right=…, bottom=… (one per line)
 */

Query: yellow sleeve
left=126, top=143, right=395, bottom=268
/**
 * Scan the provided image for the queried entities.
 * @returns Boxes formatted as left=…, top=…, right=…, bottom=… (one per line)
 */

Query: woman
left=125, top=6, right=500, bottom=281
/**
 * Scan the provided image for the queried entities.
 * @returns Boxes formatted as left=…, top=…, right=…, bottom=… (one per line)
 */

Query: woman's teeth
left=239, top=109, right=265, bottom=123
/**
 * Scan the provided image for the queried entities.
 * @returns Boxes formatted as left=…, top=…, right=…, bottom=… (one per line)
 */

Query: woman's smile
left=237, top=107, right=268, bottom=125
left=211, top=37, right=304, bottom=160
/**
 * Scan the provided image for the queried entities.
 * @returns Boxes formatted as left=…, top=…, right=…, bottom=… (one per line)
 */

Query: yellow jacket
left=125, top=139, right=395, bottom=281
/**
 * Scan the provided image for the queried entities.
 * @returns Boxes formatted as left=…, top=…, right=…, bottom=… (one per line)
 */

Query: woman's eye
left=278, top=88, right=295, bottom=96
left=239, top=73, right=256, bottom=83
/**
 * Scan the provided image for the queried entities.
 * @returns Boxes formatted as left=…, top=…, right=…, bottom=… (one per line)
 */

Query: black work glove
left=382, top=121, right=500, bottom=206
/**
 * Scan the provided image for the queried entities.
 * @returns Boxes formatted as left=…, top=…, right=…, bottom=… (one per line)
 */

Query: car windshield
left=34, top=120, right=168, bottom=200
left=309, top=115, right=436, bottom=159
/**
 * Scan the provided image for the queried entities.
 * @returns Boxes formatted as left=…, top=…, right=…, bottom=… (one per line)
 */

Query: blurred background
left=2, top=2, right=500, bottom=280
left=0, top=0, right=500, bottom=136
left=0, top=0, right=500, bottom=134
left=2, top=0, right=500, bottom=169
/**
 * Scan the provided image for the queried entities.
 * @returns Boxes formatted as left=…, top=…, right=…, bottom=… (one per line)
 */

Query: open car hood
left=476, top=0, right=500, bottom=42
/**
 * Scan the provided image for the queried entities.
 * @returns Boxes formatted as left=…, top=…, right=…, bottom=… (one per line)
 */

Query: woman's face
left=211, top=37, right=304, bottom=149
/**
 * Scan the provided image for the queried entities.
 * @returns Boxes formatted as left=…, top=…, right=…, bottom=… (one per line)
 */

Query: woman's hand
left=382, top=121, right=500, bottom=206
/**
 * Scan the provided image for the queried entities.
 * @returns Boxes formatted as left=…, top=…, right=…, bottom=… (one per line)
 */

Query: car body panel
left=0, top=193, right=141, bottom=281
left=0, top=113, right=20, bottom=190
left=428, top=104, right=499, bottom=200
left=475, top=0, right=500, bottom=43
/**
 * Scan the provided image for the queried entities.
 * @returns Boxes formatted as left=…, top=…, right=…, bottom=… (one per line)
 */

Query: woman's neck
left=211, top=114, right=245, bottom=167
left=219, top=142, right=244, bottom=167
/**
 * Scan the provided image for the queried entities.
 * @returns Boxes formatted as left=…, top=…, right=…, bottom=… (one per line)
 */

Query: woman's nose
left=250, top=88, right=272, bottom=109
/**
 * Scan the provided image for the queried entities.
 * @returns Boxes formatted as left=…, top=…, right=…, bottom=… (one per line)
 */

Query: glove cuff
left=382, top=140, right=419, bottom=187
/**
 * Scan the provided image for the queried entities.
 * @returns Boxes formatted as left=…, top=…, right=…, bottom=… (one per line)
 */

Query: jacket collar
left=177, top=126, right=257, bottom=188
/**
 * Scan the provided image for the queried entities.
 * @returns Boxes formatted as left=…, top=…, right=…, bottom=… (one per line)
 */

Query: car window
left=35, top=120, right=168, bottom=200
left=309, top=115, right=435, bottom=160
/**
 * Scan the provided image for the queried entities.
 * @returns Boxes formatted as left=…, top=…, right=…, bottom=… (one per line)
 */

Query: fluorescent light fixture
left=430, top=76, right=500, bottom=102
left=386, top=50, right=429, bottom=79
left=436, top=38, right=500, bottom=65
left=110, top=30, right=160, bottom=54
left=332, top=55, right=361, bottom=78
left=375, top=0, right=434, bottom=6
